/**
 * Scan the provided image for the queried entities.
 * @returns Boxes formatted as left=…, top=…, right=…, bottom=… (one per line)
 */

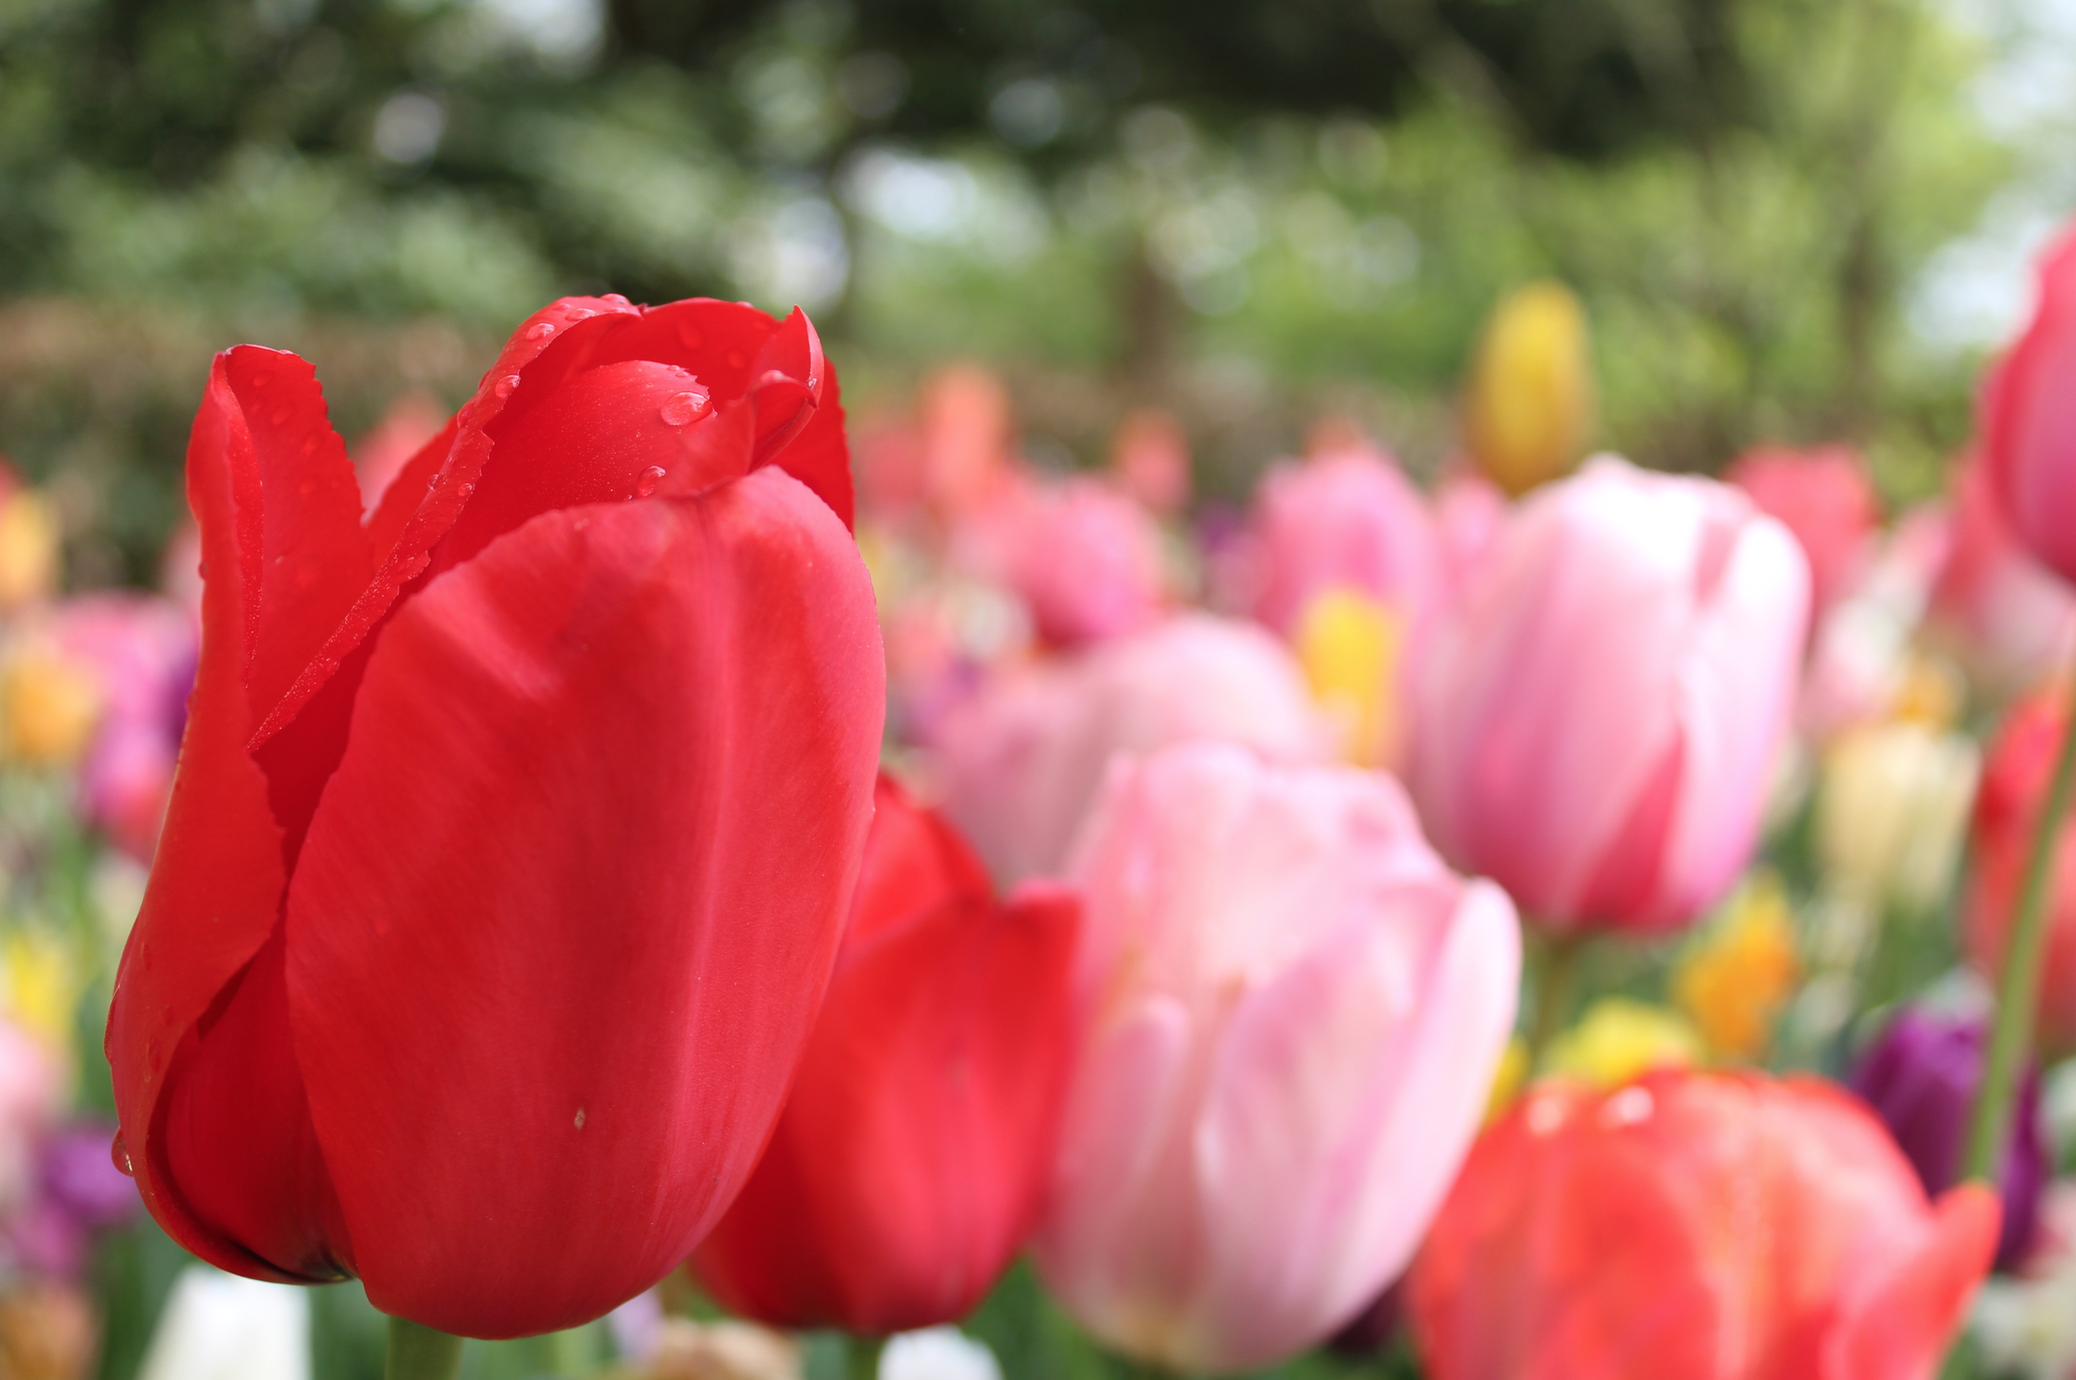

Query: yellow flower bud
left=1293, top=587, right=1405, bottom=768
left=1672, top=873, right=1801, bottom=1059
left=0, top=491, right=59, bottom=611
left=0, top=647, right=101, bottom=767
left=1463, top=281, right=1594, bottom=496
left=1543, top=998, right=1703, bottom=1088
left=3, top=929, right=80, bottom=1065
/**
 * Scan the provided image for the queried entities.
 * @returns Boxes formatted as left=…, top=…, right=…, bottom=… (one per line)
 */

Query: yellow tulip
left=1293, top=587, right=1405, bottom=768
left=1543, top=997, right=1703, bottom=1088
left=0, top=491, right=59, bottom=610
left=1672, top=873, right=1801, bottom=1059
left=1462, top=281, right=1594, bottom=496
left=0, top=646, right=100, bottom=766
left=3, top=929, right=80, bottom=1064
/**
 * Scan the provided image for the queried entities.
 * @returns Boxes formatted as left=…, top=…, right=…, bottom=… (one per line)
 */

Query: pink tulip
left=1247, top=444, right=1442, bottom=639
left=1431, top=468, right=1509, bottom=600
left=1983, top=223, right=2076, bottom=584
left=991, top=474, right=1168, bottom=648
left=1930, top=454, right=2076, bottom=698
left=1410, top=458, right=1810, bottom=935
left=1033, top=742, right=1520, bottom=1375
left=930, top=615, right=1327, bottom=885
left=48, top=595, right=197, bottom=858
left=1725, top=443, right=1880, bottom=620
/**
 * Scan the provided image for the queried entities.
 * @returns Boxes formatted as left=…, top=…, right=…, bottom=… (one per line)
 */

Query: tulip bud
left=1542, top=998, right=1702, bottom=1088
left=1035, top=743, right=1519, bottom=1374
left=1410, top=459, right=1811, bottom=936
left=1462, top=281, right=1594, bottom=496
left=0, top=490, right=59, bottom=612
left=1966, top=690, right=2076, bottom=1054
left=1294, top=587, right=1405, bottom=767
left=1816, top=720, right=1980, bottom=915
left=0, top=647, right=100, bottom=768
left=1981, top=222, right=2076, bottom=584
left=1850, top=1006, right=2047, bottom=1269
left=1412, top=1072, right=1999, bottom=1380
left=1726, top=444, right=1880, bottom=621
left=1670, top=874, right=1799, bottom=1060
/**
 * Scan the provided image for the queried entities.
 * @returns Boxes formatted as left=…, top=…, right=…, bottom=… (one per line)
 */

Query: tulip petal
left=1190, top=880, right=1518, bottom=1370
left=106, top=357, right=299, bottom=1277
left=696, top=883, right=1078, bottom=1332
left=259, top=296, right=639, bottom=744
left=1035, top=995, right=1194, bottom=1354
left=1824, top=1182, right=1999, bottom=1380
left=284, top=466, right=884, bottom=1337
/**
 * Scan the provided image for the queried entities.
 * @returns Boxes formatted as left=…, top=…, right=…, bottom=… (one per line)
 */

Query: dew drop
left=455, top=483, right=475, bottom=500
left=573, top=1107, right=586, bottom=1130
left=633, top=466, right=666, bottom=498
left=524, top=322, right=557, bottom=341
left=493, top=374, right=521, bottom=399
left=726, top=349, right=747, bottom=369
left=601, top=293, right=630, bottom=306
left=677, top=324, right=704, bottom=350
left=271, top=408, right=292, bottom=425
left=659, top=387, right=711, bottom=427
left=112, top=1132, right=133, bottom=1177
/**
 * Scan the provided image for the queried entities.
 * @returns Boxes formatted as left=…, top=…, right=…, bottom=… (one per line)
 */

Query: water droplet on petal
left=455, top=483, right=475, bottom=499
left=271, top=408, right=292, bottom=425
left=493, top=374, right=521, bottom=399
left=677, top=324, right=704, bottom=350
left=573, top=1107, right=586, bottom=1130
left=601, top=293, right=630, bottom=306
left=633, top=466, right=666, bottom=498
left=112, top=1133, right=133, bottom=1177
left=726, top=349, right=747, bottom=369
left=524, top=322, right=557, bottom=341
left=659, top=388, right=711, bottom=427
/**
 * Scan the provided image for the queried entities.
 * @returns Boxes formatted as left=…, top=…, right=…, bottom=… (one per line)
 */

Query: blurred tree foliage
left=0, top=0, right=2019, bottom=580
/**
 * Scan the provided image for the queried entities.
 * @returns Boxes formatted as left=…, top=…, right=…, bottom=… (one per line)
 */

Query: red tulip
left=689, top=775, right=1078, bottom=1333
left=1726, top=443, right=1879, bottom=620
left=103, top=296, right=884, bottom=1339
left=1966, top=690, right=2076, bottom=1055
left=1411, top=1071, right=1998, bottom=1380
left=1983, top=222, right=2076, bottom=584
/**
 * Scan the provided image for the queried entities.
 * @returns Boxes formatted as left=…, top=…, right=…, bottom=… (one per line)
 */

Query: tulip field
left=10, top=2, right=2076, bottom=1377
left=0, top=238, right=2057, bottom=1380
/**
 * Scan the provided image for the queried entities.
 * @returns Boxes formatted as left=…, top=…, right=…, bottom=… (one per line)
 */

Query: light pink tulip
left=1983, top=222, right=2076, bottom=584
left=1033, top=742, right=1520, bottom=1375
left=930, top=615, right=1327, bottom=885
left=1248, top=444, right=1442, bottom=638
left=1410, top=457, right=1810, bottom=935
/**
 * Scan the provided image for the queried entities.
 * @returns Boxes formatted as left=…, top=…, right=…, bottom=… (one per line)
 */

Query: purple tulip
left=1850, top=1007, right=2047, bottom=1268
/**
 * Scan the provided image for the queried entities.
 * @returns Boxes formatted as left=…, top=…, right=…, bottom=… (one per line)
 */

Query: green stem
left=548, top=1324, right=593, bottom=1377
left=386, top=1317, right=464, bottom=1380
left=1526, top=931, right=1584, bottom=1070
left=1966, top=674, right=2076, bottom=1180
left=846, top=1334, right=885, bottom=1380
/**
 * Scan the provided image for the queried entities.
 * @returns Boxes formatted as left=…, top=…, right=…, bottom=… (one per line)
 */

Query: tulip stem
left=1526, top=932, right=1585, bottom=1070
left=846, top=1334, right=884, bottom=1380
left=385, top=1317, right=464, bottom=1380
left=1966, top=674, right=2076, bottom=1182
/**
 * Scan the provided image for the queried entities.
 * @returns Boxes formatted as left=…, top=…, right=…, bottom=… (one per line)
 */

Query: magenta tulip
left=930, top=615, right=1327, bottom=885
left=1033, top=742, right=1520, bottom=1374
left=1409, top=457, right=1810, bottom=934
left=1983, top=223, right=2076, bottom=584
